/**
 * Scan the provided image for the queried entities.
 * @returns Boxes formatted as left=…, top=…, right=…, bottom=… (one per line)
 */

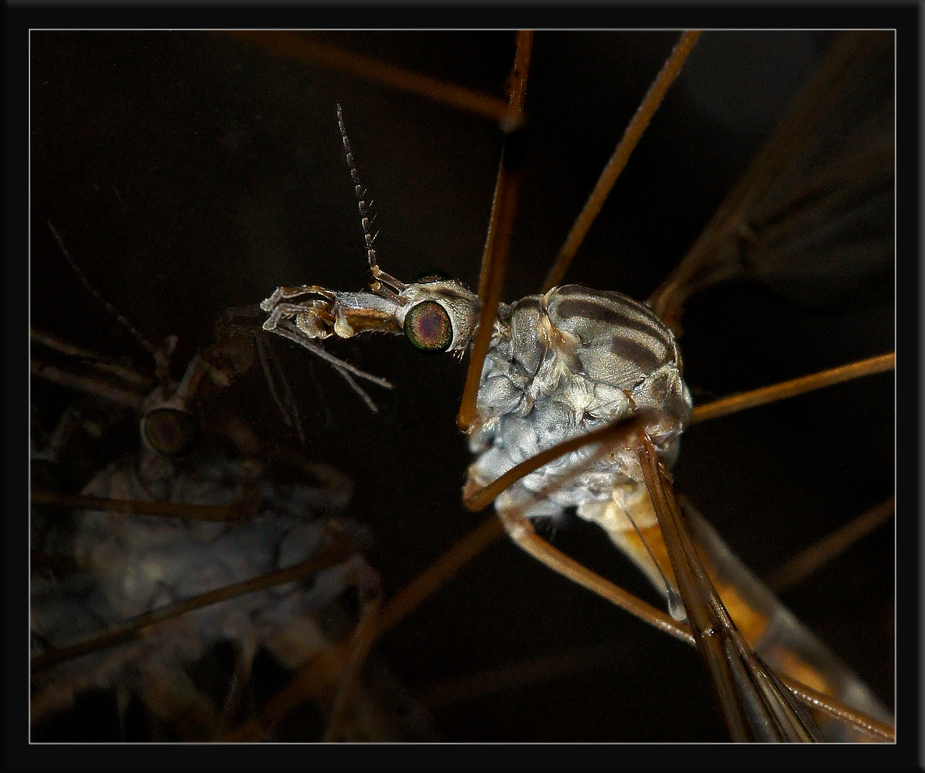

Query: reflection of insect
left=31, top=31, right=894, bottom=741
left=30, top=332, right=403, bottom=741
left=30, top=233, right=426, bottom=740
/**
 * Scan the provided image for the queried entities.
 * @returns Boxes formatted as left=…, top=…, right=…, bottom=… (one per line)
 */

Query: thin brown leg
left=31, top=532, right=353, bottom=673
left=495, top=500, right=693, bottom=646
left=322, top=595, right=382, bottom=741
left=689, top=353, right=895, bottom=425
left=766, top=496, right=895, bottom=594
left=226, top=32, right=517, bottom=125
left=457, top=31, right=533, bottom=434
left=541, top=31, right=701, bottom=292
left=637, top=433, right=822, bottom=741
left=458, top=411, right=894, bottom=741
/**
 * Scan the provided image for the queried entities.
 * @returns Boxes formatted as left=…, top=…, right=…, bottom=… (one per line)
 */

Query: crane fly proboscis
left=31, top=30, right=894, bottom=742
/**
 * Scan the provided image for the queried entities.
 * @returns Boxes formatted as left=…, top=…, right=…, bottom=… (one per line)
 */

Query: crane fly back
left=468, top=284, right=692, bottom=534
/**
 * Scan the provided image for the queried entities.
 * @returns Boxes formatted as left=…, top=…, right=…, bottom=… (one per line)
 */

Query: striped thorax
left=468, top=284, right=692, bottom=561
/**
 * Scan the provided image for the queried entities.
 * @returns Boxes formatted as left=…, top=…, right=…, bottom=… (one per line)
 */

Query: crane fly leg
left=460, top=408, right=894, bottom=741
left=493, top=501, right=693, bottom=645
left=637, top=433, right=822, bottom=741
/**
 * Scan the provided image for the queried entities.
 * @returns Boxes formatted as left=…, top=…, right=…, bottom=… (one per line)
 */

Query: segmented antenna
left=336, top=103, right=380, bottom=274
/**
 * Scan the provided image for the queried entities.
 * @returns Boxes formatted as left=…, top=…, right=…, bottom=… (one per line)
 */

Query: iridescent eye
left=404, top=301, right=452, bottom=352
left=141, top=407, right=198, bottom=457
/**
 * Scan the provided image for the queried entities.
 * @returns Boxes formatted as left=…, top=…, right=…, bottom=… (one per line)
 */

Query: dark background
left=30, top=31, right=894, bottom=741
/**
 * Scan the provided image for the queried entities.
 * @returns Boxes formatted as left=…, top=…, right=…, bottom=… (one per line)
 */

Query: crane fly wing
left=650, top=31, right=894, bottom=329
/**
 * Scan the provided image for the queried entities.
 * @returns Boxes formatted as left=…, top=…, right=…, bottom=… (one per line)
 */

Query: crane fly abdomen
left=468, top=284, right=691, bottom=531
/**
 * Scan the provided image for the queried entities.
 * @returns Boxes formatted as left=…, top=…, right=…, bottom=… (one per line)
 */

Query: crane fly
left=30, top=30, right=894, bottom=741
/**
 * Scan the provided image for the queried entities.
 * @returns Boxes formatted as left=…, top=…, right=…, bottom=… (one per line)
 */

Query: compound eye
left=141, top=407, right=198, bottom=457
left=404, top=301, right=452, bottom=352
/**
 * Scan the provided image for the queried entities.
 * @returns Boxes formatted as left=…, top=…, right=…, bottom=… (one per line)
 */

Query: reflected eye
left=141, top=407, right=198, bottom=457
left=404, top=301, right=452, bottom=352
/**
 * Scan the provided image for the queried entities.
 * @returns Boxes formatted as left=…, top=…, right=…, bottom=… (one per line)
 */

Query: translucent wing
left=650, top=32, right=894, bottom=329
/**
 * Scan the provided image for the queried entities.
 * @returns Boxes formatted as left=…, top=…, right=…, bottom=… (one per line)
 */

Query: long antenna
left=335, top=103, right=404, bottom=297
left=336, top=102, right=380, bottom=273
